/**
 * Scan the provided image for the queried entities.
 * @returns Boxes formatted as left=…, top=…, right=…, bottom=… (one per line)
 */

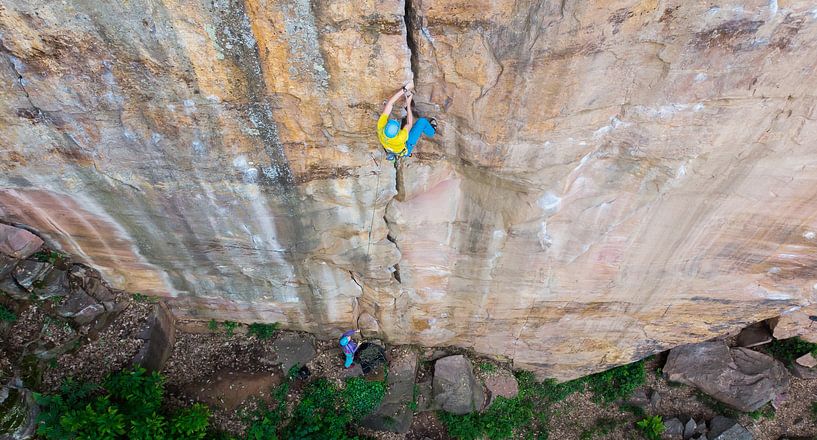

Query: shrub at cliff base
left=439, top=360, right=646, bottom=440
left=35, top=367, right=211, bottom=440
left=246, top=374, right=386, bottom=439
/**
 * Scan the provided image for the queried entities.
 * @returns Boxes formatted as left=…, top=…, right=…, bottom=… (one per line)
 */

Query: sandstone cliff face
left=2, top=0, right=817, bottom=379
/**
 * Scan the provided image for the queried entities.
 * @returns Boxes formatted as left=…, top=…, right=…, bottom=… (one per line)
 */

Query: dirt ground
left=5, top=294, right=817, bottom=440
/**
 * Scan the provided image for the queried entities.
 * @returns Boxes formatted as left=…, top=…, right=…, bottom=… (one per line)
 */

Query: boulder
left=736, top=323, right=773, bottom=348
left=0, top=277, right=29, bottom=301
left=663, top=341, right=789, bottom=412
left=269, top=333, right=316, bottom=372
left=483, top=370, right=519, bottom=407
left=767, top=307, right=817, bottom=344
left=31, top=268, right=69, bottom=299
left=361, top=350, right=419, bottom=433
left=11, top=260, right=52, bottom=290
left=433, top=355, right=485, bottom=415
left=708, top=416, right=752, bottom=440
left=0, top=379, right=38, bottom=440
left=795, top=353, right=817, bottom=368
left=664, top=417, right=684, bottom=438
left=0, top=224, right=42, bottom=260
left=650, top=390, right=661, bottom=409
left=57, top=288, right=105, bottom=325
left=684, top=419, right=697, bottom=440
left=132, top=302, right=176, bottom=372
left=0, top=255, right=18, bottom=279
left=789, top=363, right=817, bottom=379
left=626, top=389, right=651, bottom=409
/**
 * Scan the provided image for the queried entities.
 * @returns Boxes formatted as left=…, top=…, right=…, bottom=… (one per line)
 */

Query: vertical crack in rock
left=403, top=0, right=420, bottom=81
left=377, top=0, right=418, bottom=286
left=2, top=54, right=45, bottom=123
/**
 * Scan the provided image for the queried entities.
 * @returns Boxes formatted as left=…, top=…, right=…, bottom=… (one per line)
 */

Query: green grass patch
left=34, top=367, right=213, bottom=440
left=33, top=250, right=63, bottom=265
left=438, top=358, right=646, bottom=440
left=0, top=304, right=16, bottom=322
left=584, top=360, right=646, bottom=403
left=766, top=336, right=817, bottom=365
left=207, top=319, right=218, bottom=331
left=747, top=404, right=775, bottom=420
left=439, top=370, right=585, bottom=440
left=636, top=415, right=665, bottom=440
left=131, top=293, right=155, bottom=303
left=478, top=362, right=496, bottom=372
left=247, top=322, right=279, bottom=340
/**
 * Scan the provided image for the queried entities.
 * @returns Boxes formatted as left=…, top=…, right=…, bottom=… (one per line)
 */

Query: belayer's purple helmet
left=384, top=120, right=401, bottom=138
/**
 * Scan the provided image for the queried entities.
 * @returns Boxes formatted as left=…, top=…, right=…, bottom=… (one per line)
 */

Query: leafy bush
left=248, top=322, right=280, bottom=340
left=0, top=304, right=16, bottom=322
left=342, top=377, right=386, bottom=418
left=207, top=319, right=219, bottom=331
left=222, top=321, right=238, bottom=336
left=245, top=374, right=385, bottom=439
left=33, top=250, right=62, bottom=264
left=766, top=337, right=817, bottom=365
left=636, top=415, right=665, bottom=440
left=35, top=367, right=211, bottom=440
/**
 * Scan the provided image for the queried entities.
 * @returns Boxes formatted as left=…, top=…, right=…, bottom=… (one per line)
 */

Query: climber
left=377, top=85, right=437, bottom=161
left=339, top=329, right=359, bottom=368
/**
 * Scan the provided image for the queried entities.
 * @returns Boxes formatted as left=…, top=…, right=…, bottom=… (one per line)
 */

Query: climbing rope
left=365, top=152, right=385, bottom=260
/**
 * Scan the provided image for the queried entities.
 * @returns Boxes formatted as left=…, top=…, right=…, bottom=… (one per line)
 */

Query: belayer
left=377, top=84, right=437, bottom=161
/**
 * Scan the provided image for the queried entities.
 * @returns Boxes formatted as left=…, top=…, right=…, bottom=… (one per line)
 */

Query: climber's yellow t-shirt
left=377, top=113, right=408, bottom=154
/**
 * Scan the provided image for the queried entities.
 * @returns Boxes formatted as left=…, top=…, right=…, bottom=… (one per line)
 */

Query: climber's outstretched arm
left=382, top=89, right=405, bottom=116
left=405, top=92, right=414, bottom=131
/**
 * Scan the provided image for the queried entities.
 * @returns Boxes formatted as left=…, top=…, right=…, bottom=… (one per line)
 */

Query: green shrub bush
left=247, top=322, right=280, bottom=340
left=0, top=304, right=16, bottom=322
left=766, top=337, right=817, bottom=365
left=585, top=360, right=646, bottom=403
left=636, top=415, right=665, bottom=440
left=245, top=374, right=385, bottom=439
left=35, top=367, right=212, bottom=440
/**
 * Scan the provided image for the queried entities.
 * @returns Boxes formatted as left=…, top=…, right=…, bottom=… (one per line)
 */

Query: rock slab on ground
left=132, top=302, right=176, bottom=372
left=663, top=341, right=789, bottom=412
left=361, top=350, right=419, bottom=433
left=433, top=355, right=485, bottom=415
left=483, top=370, right=519, bottom=407
left=795, top=353, right=817, bottom=368
left=709, top=416, right=752, bottom=440
left=269, top=333, right=316, bottom=372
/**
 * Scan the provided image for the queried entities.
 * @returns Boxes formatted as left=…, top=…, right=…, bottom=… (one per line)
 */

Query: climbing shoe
left=430, top=118, right=438, bottom=130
